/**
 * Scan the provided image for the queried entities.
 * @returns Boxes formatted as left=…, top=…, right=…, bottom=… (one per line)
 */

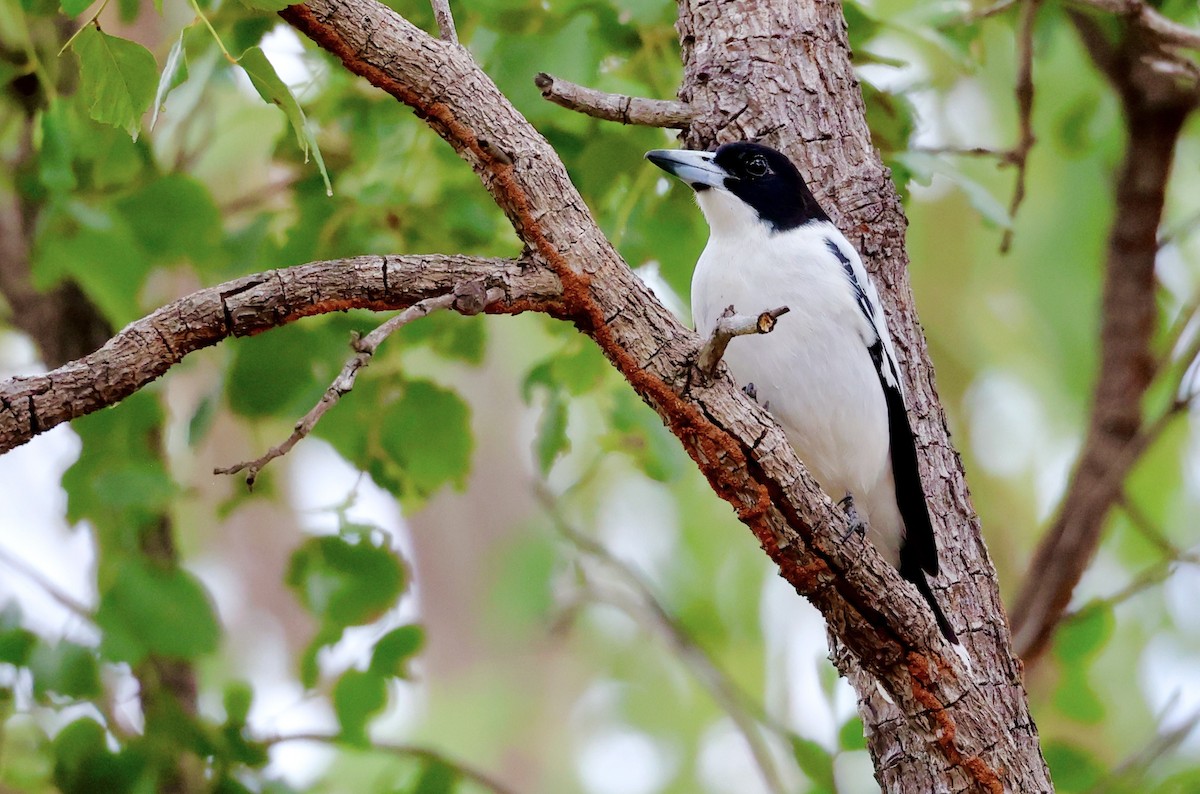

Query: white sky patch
left=696, top=718, right=772, bottom=794
left=0, top=331, right=96, bottom=642
left=964, top=370, right=1042, bottom=478
left=577, top=726, right=676, bottom=794
left=233, top=24, right=321, bottom=99
left=761, top=573, right=850, bottom=747
left=259, top=25, right=319, bottom=94
left=598, top=472, right=679, bottom=593
left=634, top=260, right=689, bottom=323
left=1140, top=632, right=1200, bottom=752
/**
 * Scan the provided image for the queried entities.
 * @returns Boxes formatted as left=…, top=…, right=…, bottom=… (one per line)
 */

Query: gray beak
left=645, top=149, right=730, bottom=190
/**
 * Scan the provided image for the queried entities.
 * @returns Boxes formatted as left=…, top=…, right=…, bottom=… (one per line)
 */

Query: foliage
left=0, top=0, right=1198, bottom=790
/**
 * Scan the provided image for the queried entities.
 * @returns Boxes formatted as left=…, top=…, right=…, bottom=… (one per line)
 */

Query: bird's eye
left=745, top=155, right=769, bottom=178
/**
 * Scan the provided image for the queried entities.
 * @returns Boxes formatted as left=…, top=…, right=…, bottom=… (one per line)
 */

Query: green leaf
left=1053, top=666, right=1106, bottom=724
left=535, top=390, right=570, bottom=475
left=150, top=30, right=188, bottom=130
left=368, top=625, right=424, bottom=679
left=236, top=0, right=292, bottom=10
left=1054, top=603, right=1115, bottom=664
left=29, top=642, right=101, bottom=700
left=72, top=26, right=157, bottom=138
left=224, top=681, right=254, bottom=727
left=115, top=174, right=221, bottom=262
left=412, top=760, right=458, bottom=794
left=53, top=718, right=144, bottom=794
left=1044, top=741, right=1104, bottom=792
left=238, top=46, right=331, bottom=195
left=333, top=669, right=387, bottom=745
left=523, top=342, right=608, bottom=400
left=394, top=311, right=487, bottom=364
left=226, top=323, right=327, bottom=418
left=61, top=390, right=168, bottom=537
left=32, top=204, right=153, bottom=327
left=96, top=559, right=221, bottom=663
left=380, top=380, right=474, bottom=498
left=60, top=0, right=94, bottom=16
left=38, top=100, right=76, bottom=193
left=609, top=388, right=683, bottom=483
left=0, top=603, right=36, bottom=665
left=838, top=716, right=866, bottom=751
left=286, top=533, right=406, bottom=630
left=789, top=736, right=835, bottom=790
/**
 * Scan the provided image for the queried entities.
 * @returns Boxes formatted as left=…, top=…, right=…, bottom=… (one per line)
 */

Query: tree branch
left=1011, top=8, right=1200, bottom=663
left=0, top=255, right=561, bottom=454
left=696, top=305, right=790, bottom=378
left=534, top=72, right=697, bottom=128
left=429, top=0, right=457, bottom=44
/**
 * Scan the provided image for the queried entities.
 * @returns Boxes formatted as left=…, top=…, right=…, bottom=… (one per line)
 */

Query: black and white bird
left=646, top=142, right=958, bottom=645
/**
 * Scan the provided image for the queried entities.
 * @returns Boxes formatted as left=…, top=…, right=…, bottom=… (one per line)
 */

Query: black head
left=645, top=142, right=830, bottom=233
left=709, top=142, right=829, bottom=231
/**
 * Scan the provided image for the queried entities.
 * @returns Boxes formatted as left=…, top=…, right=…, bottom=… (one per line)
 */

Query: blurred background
left=1, top=0, right=1199, bottom=790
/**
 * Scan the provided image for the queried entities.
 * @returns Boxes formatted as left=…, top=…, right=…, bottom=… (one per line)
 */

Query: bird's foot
left=742, top=382, right=758, bottom=401
left=838, top=494, right=866, bottom=541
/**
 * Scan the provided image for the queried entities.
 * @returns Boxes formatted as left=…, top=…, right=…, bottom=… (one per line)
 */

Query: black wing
left=826, top=237, right=957, bottom=644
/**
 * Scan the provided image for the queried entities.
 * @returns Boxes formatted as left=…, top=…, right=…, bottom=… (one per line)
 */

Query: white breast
left=691, top=216, right=895, bottom=548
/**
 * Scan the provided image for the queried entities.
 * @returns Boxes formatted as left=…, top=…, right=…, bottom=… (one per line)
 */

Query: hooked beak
left=645, top=149, right=730, bottom=191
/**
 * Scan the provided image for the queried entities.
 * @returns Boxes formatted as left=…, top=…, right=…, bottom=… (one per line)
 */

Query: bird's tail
left=907, top=567, right=959, bottom=646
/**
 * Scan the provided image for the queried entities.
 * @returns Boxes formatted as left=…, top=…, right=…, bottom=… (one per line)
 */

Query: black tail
left=904, top=563, right=959, bottom=645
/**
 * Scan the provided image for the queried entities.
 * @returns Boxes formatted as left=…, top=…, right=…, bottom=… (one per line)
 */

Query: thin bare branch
left=533, top=481, right=789, bottom=794
left=1000, top=0, right=1040, bottom=253
left=215, top=281, right=500, bottom=487
left=261, top=733, right=517, bottom=794
left=429, top=0, right=457, bottom=44
left=534, top=72, right=697, bottom=128
left=697, top=305, right=790, bottom=378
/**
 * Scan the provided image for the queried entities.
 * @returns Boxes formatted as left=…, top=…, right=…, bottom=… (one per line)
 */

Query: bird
left=645, top=141, right=958, bottom=645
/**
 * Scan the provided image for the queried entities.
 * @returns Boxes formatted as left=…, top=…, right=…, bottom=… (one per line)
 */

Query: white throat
left=695, top=188, right=769, bottom=239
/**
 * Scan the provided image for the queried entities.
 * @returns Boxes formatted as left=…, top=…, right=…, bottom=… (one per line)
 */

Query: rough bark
left=673, top=0, right=1045, bottom=787
left=0, top=0, right=1056, bottom=789
left=1011, top=10, right=1200, bottom=664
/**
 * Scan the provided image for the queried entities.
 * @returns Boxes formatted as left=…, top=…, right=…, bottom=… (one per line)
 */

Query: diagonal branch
left=534, top=72, right=697, bottom=128
left=0, top=255, right=561, bottom=455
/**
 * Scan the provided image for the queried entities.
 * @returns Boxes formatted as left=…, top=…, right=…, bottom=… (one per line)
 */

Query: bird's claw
left=838, top=494, right=866, bottom=541
left=742, top=382, right=758, bottom=401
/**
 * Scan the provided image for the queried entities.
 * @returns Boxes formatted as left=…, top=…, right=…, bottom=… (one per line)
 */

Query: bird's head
left=645, top=142, right=829, bottom=236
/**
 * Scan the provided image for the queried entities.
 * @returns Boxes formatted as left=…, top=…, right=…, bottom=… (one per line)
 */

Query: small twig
left=533, top=73, right=697, bottom=129
left=260, top=733, right=516, bottom=794
left=697, top=305, right=790, bottom=378
left=215, top=281, right=498, bottom=487
left=1000, top=0, right=1041, bottom=253
left=429, top=0, right=458, bottom=44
